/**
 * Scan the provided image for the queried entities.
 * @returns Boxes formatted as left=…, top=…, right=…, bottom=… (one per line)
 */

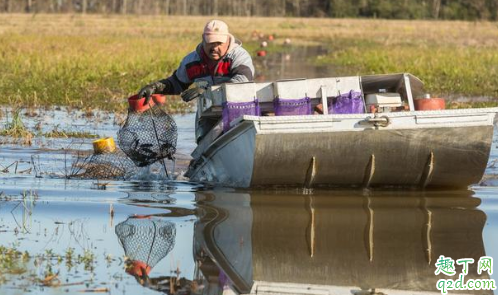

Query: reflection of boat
left=193, top=190, right=492, bottom=295
left=187, top=73, right=497, bottom=188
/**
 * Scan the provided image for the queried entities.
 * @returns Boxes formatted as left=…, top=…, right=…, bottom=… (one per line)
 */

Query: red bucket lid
left=128, top=94, right=166, bottom=113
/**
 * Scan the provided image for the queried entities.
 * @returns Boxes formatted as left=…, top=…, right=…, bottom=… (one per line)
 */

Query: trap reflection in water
left=187, top=190, right=491, bottom=295
left=116, top=217, right=176, bottom=278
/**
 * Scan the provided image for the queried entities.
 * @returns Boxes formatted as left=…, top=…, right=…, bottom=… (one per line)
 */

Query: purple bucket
left=222, top=99, right=260, bottom=132
left=328, top=90, right=364, bottom=114
left=274, top=97, right=312, bottom=116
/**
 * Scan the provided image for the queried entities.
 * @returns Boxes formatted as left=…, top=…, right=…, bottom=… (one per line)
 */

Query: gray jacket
left=165, top=36, right=255, bottom=94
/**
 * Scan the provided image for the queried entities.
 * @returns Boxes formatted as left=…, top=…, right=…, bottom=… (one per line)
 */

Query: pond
left=1, top=48, right=498, bottom=294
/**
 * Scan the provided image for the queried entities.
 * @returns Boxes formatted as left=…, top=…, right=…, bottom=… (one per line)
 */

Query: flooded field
left=1, top=47, right=498, bottom=294
left=1, top=105, right=498, bottom=295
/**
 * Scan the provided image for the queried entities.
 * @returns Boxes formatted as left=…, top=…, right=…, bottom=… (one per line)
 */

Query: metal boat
left=186, top=73, right=497, bottom=189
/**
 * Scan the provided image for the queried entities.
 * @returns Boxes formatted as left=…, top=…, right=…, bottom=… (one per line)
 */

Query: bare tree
left=153, top=0, right=159, bottom=14
left=0, top=0, right=496, bottom=19
left=294, top=0, right=300, bottom=16
left=471, top=0, right=489, bottom=19
left=110, top=0, right=116, bottom=13
left=165, top=0, right=170, bottom=15
left=25, top=0, right=32, bottom=12
left=432, top=0, right=441, bottom=19
left=121, top=0, right=127, bottom=14
left=5, top=0, right=12, bottom=12
left=136, top=0, right=142, bottom=14
left=56, top=0, right=63, bottom=12
left=212, top=0, right=217, bottom=15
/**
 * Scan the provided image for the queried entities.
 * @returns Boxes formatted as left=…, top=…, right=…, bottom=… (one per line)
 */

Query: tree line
left=1, top=0, right=497, bottom=20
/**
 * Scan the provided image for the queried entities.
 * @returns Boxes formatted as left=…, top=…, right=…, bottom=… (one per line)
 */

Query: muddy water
left=1, top=111, right=497, bottom=295
left=1, top=50, right=498, bottom=294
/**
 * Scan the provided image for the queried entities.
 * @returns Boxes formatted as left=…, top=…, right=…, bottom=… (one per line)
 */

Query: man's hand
left=138, top=80, right=172, bottom=105
left=138, top=84, right=156, bottom=105
left=181, top=87, right=203, bottom=102
left=180, top=82, right=208, bottom=102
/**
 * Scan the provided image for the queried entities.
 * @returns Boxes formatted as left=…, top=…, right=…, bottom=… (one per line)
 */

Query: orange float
left=257, top=50, right=267, bottom=57
left=414, top=97, right=445, bottom=111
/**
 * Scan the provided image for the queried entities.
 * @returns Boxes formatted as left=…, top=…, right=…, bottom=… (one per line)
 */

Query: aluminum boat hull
left=187, top=108, right=497, bottom=188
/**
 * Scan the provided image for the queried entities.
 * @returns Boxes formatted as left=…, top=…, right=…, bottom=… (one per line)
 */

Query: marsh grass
left=1, top=14, right=199, bottom=112
left=1, top=14, right=497, bottom=111
left=42, top=127, right=99, bottom=139
left=0, top=108, right=33, bottom=145
left=0, top=108, right=100, bottom=145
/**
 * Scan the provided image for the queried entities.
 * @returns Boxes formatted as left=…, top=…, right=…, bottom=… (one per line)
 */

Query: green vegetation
left=309, top=20, right=498, bottom=101
left=0, top=108, right=33, bottom=145
left=0, top=108, right=101, bottom=145
left=5, top=0, right=498, bottom=21
left=0, top=244, right=99, bottom=287
left=0, top=245, right=29, bottom=278
left=0, top=15, right=197, bottom=112
left=318, top=42, right=498, bottom=99
left=1, top=15, right=497, bottom=111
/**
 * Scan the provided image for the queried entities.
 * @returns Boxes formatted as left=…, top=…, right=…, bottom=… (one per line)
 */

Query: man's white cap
left=203, top=20, right=229, bottom=43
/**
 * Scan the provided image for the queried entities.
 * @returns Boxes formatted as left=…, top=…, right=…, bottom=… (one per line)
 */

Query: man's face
left=203, top=40, right=229, bottom=61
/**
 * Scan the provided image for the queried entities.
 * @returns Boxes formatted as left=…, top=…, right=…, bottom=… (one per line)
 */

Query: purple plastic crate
left=222, top=99, right=260, bottom=132
left=274, top=97, right=312, bottom=116
left=328, top=90, right=364, bottom=114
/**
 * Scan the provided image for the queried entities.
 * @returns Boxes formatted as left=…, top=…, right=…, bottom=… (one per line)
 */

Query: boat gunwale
left=235, top=107, right=498, bottom=123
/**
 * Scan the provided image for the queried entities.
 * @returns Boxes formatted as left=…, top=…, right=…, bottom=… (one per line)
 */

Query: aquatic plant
left=78, top=250, right=96, bottom=272
left=0, top=245, right=27, bottom=278
left=0, top=108, right=33, bottom=145
left=0, top=242, right=128, bottom=293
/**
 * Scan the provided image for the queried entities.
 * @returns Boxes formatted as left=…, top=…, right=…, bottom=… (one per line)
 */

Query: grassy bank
left=1, top=15, right=497, bottom=111
left=0, top=14, right=202, bottom=112
left=312, top=20, right=498, bottom=99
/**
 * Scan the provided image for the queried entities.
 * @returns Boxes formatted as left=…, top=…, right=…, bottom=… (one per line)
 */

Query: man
left=138, top=20, right=255, bottom=142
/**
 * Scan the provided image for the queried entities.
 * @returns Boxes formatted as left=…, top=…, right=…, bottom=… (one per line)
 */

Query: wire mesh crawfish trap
left=69, top=148, right=140, bottom=180
left=118, top=95, right=177, bottom=168
left=115, top=217, right=176, bottom=277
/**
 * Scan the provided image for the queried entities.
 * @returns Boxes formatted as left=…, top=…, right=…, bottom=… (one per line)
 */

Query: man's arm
left=156, top=70, right=191, bottom=95
left=229, top=47, right=255, bottom=83
left=138, top=53, right=195, bottom=99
